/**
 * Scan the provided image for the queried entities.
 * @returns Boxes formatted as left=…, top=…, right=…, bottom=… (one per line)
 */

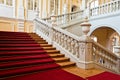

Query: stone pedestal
left=79, top=17, right=93, bottom=69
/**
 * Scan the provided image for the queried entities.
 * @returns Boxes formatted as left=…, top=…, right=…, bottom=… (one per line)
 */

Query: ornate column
left=17, top=0, right=24, bottom=19
left=81, top=0, right=87, bottom=10
left=39, top=0, right=43, bottom=18
left=49, top=11, right=57, bottom=44
left=78, top=17, right=93, bottom=69
left=69, top=0, right=72, bottom=13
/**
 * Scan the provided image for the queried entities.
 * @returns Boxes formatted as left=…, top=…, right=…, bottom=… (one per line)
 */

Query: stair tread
left=42, top=47, right=56, bottom=50
left=49, top=54, right=64, bottom=57
left=0, top=44, right=41, bottom=47
left=0, top=50, right=46, bottom=55
left=0, top=47, right=44, bottom=51
left=0, top=63, right=60, bottom=78
left=57, top=62, right=75, bottom=67
left=0, top=58, right=54, bottom=69
left=53, top=57, right=69, bottom=61
left=46, top=50, right=60, bottom=53
left=0, top=54, right=50, bottom=62
left=40, top=44, right=53, bottom=47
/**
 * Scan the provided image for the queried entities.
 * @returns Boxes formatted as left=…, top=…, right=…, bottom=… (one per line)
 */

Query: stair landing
left=63, top=66, right=104, bottom=78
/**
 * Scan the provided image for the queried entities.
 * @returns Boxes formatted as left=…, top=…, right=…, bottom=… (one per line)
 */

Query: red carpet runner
left=0, top=31, right=85, bottom=80
left=87, top=72, right=120, bottom=80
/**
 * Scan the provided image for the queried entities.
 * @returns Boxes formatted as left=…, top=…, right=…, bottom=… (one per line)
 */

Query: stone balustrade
left=34, top=13, right=120, bottom=74
left=42, top=10, right=84, bottom=26
left=90, top=0, right=120, bottom=17
left=92, top=42, right=119, bottom=73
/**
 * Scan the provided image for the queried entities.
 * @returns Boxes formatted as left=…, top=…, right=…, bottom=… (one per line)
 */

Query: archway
left=90, top=27, right=120, bottom=52
left=71, top=5, right=77, bottom=12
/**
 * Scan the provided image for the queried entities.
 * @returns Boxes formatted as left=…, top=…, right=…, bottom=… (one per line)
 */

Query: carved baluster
left=60, top=33, right=62, bottom=46
left=54, top=31, right=56, bottom=42
left=75, top=41, right=79, bottom=58
left=68, top=37, right=71, bottom=52
left=56, top=32, right=59, bottom=43
left=64, top=36, right=68, bottom=49
left=59, top=33, right=63, bottom=45
left=52, top=30, right=55, bottom=41
left=65, top=36, right=69, bottom=50
left=57, top=32, right=60, bottom=44
left=71, top=39, right=75, bottom=54
left=61, top=34, right=64, bottom=47
left=62, top=35, right=66, bottom=47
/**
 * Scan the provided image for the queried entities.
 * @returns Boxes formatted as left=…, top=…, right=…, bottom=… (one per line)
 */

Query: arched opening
left=90, top=27, right=120, bottom=52
left=71, top=5, right=77, bottom=12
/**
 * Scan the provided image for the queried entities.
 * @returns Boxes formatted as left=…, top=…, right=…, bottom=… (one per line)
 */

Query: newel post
left=78, top=17, right=94, bottom=69
left=49, top=11, right=57, bottom=44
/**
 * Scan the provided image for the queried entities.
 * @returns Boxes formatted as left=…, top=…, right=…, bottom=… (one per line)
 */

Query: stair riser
left=0, top=63, right=60, bottom=78
left=0, top=42, right=47, bottom=44
left=0, top=60, right=55, bottom=69
left=61, top=63, right=76, bottom=68
left=55, top=59, right=70, bottom=62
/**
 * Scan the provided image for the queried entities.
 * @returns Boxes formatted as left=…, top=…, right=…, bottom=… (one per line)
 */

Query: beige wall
left=0, top=17, right=34, bottom=33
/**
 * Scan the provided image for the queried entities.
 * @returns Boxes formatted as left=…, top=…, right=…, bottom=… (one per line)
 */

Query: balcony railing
left=42, top=10, right=84, bottom=26
left=90, top=0, right=120, bottom=17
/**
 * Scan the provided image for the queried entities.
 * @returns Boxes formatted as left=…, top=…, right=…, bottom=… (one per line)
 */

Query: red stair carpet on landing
left=87, top=71, right=120, bottom=80
left=0, top=31, right=85, bottom=80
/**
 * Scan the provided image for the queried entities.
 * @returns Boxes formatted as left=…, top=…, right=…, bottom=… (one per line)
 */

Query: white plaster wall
left=89, top=12, right=120, bottom=35
left=0, top=4, right=14, bottom=18
left=65, top=23, right=83, bottom=36
left=27, top=10, right=36, bottom=20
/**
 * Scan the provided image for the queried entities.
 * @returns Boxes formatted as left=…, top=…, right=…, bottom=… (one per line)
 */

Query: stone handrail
left=90, top=0, right=120, bottom=17
left=92, top=41, right=120, bottom=73
left=56, top=10, right=84, bottom=26
left=34, top=18, right=120, bottom=73
left=42, top=10, right=84, bottom=26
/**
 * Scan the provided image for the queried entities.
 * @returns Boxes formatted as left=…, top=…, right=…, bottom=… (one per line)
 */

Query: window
left=90, top=0, right=99, bottom=8
left=28, top=0, right=38, bottom=11
left=91, top=35, right=98, bottom=42
left=28, top=0, right=33, bottom=10
left=0, top=0, right=12, bottom=6
left=34, top=0, right=38, bottom=10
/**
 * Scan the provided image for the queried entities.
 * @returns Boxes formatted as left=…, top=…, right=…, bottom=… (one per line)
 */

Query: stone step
left=49, top=54, right=65, bottom=58
left=36, top=41, right=48, bottom=44
left=58, top=62, right=76, bottom=68
left=46, top=50, right=60, bottom=54
left=42, top=47, right=56, bottom=50
left=53, top=57, right=70, bottom=62
left=39, top=44, right=53, bottom=47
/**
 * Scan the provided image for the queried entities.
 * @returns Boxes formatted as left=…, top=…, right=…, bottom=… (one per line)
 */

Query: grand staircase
left=29, top=33, right=76, bottom=67
left=1, top=31, right=120, bottom=80
left=0, top=31, right=84, bottom=80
